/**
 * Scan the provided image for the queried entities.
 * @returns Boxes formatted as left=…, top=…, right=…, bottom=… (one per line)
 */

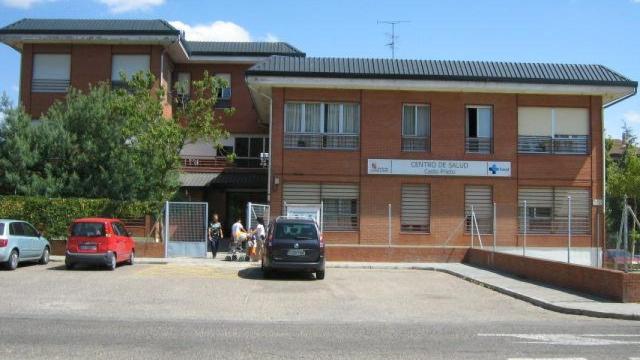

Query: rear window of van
left=0, top=223, right=4, bottom=236
left=275, top=223, right=318, bottom=240
left=71, top=222, right=106, bottom=237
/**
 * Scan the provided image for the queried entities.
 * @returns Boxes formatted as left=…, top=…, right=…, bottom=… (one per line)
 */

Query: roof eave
left=0, top=33, right=181, bottom=50
left=246, top=74, right=637, bottom=107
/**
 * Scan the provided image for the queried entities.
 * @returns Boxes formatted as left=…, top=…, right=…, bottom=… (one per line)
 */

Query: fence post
left=246, top=202, right=252, bottom=230
left=164, top=201, right=169, bottom=258
left=493, top=202, right=497, bottom=253
left=388, top=203, right=392, bottom=248
left=623, top=195, right=629, bottom=273
left=567, top=195, right=572, bottom=264
left=523, top=200, right=527, bottom=257
left=470, top=205, right=474, bottom=249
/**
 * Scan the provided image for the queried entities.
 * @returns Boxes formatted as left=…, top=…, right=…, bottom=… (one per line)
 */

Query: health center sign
left=368, top=159, right=511, bottom=177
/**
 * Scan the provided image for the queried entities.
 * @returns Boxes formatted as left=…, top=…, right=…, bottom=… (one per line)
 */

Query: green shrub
left=0, top=196, right=161, bottom=240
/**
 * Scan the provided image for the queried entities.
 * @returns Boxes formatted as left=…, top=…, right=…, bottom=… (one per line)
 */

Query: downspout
left=260, top=92, right=274, bottom=204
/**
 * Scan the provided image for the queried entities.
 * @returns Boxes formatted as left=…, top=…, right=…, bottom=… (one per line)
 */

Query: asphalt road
left=1, top=262, right=639, bottom=359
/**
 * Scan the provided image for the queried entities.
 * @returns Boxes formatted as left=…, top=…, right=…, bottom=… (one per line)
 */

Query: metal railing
left=518, top=135, right=588, bottom=154
left=401, top=136, right=429, bottom=151
left=32, top=78, right=70, bottom=93
left=181, top=156, right=231, bottom=172
left=284, top=133, right=359, bottom=150
left=465, top=137, right=492, bottom=154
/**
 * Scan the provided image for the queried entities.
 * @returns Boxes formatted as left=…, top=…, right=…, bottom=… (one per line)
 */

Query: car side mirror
left=37, top=231, right=42, bottom=238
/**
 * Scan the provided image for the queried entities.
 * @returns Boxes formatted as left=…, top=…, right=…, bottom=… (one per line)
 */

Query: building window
left=518, top=187, right=590, bottom=234
left=401, top=184, right=430, bottom=233
left=284, top=102, right=360, bottom=150
left=174, top=72, right=191, bottom=102
left=32, top=54, right=71, bottom=93
left=465, top=185, right=493, bottom=234
left=517, top=107, right=589, bottom=154
left=215, top=73, right=232, bottom=108
left=465, top=106, right=492, bottom=154
left=282, top=183, right=359, bottom=231
left=402, top=104, right=430, bottom=151
left=233, top=136, right=268, bottom=168
left=111, top=54, right=150, bottom=88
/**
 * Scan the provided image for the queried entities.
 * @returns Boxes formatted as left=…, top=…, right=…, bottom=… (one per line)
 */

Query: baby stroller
left=225, top=231, right=250, bottom=262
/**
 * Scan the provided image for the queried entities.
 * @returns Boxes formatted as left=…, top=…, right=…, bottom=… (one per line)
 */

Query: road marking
left=135, top=264, right=239, bottom=279
left=478, top=333, right=640, bottom=346
left=508, top=358, right=587, bottom=360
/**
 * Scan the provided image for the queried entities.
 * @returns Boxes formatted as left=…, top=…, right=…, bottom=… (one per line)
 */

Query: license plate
left=79, top=243, right=96, bottom=250
left=287, top=249, right=305, bottom=256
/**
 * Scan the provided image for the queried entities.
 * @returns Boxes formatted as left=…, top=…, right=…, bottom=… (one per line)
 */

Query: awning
left=179, top=173, right=219, bottom=187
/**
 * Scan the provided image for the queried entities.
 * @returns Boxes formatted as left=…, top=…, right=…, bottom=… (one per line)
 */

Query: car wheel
left=6, top=250, right=18, bottom=270
left=107, top=253, right=117, bottom=271
left=40, top=247, right=50, bottom=265
left=64, top=257, right=74, bottom=270
left=316, top=271, right=325, bottom=280
left=127, top=251, right=135, bottom=266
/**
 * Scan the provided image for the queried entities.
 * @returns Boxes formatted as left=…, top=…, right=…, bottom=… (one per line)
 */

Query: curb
left=48, top=256, right=640, bottom=321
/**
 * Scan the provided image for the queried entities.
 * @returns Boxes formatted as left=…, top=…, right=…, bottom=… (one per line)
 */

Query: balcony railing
left=401, top=136, right=429, bottom=151
left=518, top=135, right=588, bottom=154
left=32, top=78, right=69, bottom=93
left=181, top=156, right=231, bottom=173
left=284, top=133, right=359, bottom=150
left=465, top=137, right=492, bottom=154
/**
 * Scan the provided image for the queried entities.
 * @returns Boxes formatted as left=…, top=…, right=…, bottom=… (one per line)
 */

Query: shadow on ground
left=237, top=267, right=317, bottom=281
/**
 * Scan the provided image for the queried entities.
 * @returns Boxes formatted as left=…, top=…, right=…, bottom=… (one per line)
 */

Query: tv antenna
left=377, top=20, right=410, bottom=59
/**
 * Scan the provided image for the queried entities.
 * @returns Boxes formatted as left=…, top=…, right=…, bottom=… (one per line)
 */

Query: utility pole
left=377, top=20, right=410, bottom=59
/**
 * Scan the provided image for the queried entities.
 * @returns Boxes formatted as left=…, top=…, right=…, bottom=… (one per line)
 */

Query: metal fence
left=284, top=133, right=359, bottom=150
left=163, top=201, right=208, bottom=258
left=517, top=135, right=588, bottom=154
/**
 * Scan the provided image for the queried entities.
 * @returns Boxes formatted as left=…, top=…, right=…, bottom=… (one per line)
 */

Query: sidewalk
left=50, top=255, right=640, bottom=320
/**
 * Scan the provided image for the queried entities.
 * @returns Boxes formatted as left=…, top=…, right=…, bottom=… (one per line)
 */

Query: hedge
left=0, top=196, right=162, bottom=240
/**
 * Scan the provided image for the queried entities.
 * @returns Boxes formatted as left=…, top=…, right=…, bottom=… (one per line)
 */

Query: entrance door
left=226, top=192, right=267, bottom=232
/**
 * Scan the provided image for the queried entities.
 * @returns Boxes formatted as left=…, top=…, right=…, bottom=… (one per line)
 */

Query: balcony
left=284, top=133, right=359, bottom=150
left=401, top=136, right=429, bottom=152
left=518, top=135, right=588, bottom=155
left=465, top=137, right=492, bottom=154
left=181, top=156, right=231, bottom=173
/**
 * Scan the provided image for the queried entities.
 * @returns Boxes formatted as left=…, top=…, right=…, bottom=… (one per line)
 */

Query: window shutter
left=554, top=188, right=590, bottom=234
left=321, top=184, right=358, bottom=199
left=465, top=185, right=493, bottom=234
left=32, top=54, right=71, bottom=92
left=282, top=183, right=321, bottom=205
left=401, top=185, right=430, bottom=232
left=111, top=55, right=150, bottom=81
left=554, top=108, right=589, bottom=136
left=518, top=107, right=552, bottom=136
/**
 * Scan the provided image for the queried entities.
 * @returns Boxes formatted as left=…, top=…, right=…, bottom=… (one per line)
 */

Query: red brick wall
left=270, top=88, right=603, bottom=252
left=327, top=246, right=468, bottom=263
left=172, top=63, right=266, bottom=135
left=21, top=44, right=171, bottom=118
left=466, top=248, right=640, bottom=302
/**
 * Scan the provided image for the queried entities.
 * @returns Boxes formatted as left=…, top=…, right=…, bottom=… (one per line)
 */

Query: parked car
left=65, top=218, right=135, bottom=270
left=261, top=217, right=325, bottom=280
left=0, top=219, right=50, bottom=270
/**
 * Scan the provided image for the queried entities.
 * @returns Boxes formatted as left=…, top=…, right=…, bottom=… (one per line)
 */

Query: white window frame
left=465, top=105, right=493, bottom=139
left=402, top=104, right=430, bottom=137
left=215, top=73, right=232, bottom=100
left=32, top=53, right=71, bottom=93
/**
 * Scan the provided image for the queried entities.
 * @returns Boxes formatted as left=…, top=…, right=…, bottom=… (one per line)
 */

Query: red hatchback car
left=65, top=218, right=135, bottom=270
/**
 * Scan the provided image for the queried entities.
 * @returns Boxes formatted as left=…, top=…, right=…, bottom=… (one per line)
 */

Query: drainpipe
left=258, top=91, right=273, bottom=204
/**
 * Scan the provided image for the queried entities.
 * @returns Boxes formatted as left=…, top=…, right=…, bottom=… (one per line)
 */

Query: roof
left=184, top=41, right=305, bottom=57
left=179, top=173, right=219, bottom=187
left=246, top=56, right=637, bottom=87
left=0, top=18, right=180, bottom=36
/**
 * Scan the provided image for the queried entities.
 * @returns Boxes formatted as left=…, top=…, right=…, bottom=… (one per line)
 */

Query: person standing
left=208, top=213, right=223, bottom=259
left=231, top=217, right=247, bottom=253
left=253, top=217, right=266, bottom=261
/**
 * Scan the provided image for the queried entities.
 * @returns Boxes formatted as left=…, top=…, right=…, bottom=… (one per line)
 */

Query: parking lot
left=1, top=262, right=639, bottom=359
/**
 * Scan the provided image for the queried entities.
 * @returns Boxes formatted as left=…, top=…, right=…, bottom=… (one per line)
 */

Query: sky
left=0, top=0, right=638, bottom=138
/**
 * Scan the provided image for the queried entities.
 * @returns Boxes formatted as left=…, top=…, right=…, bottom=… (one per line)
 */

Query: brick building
left=1, top=18, right=637, bottom=263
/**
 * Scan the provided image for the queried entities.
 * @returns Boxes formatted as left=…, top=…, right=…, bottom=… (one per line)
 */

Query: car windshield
left=71, top=222, right=106, bottom=237
left=275, top=222, right=318, bottom=240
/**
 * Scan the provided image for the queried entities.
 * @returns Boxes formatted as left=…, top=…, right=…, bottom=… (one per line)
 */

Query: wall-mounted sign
left=368, top=159, right=511, bottom=177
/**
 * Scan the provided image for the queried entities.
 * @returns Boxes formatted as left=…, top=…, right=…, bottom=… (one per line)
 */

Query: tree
left=0, top=71, right=231, bottom=202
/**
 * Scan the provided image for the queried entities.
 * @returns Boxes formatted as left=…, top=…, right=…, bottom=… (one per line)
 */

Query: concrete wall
left=466, top=248, right=640, bottom=303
